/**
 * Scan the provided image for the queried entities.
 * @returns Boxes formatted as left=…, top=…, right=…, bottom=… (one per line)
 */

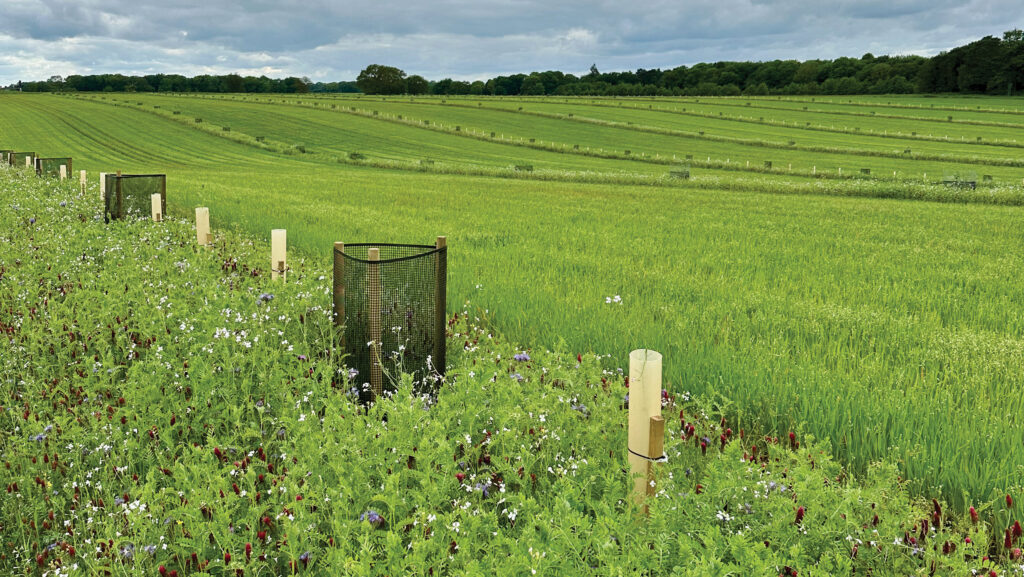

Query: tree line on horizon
left=8, top=31, right=1023, bottom=97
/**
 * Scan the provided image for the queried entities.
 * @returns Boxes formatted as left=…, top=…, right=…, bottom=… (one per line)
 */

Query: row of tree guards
left=13, top=161, right=663, bottom=513
left=3, top=150, right=74, bottom=179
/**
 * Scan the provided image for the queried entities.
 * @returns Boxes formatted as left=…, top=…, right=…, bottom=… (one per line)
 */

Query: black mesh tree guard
left=35, top=157, right=72, bottom=178
left=104, top=174, right=166, bottom=223
left=11, top=152, right=35, bottom=167
left=334, top=241, right=447, bottom=402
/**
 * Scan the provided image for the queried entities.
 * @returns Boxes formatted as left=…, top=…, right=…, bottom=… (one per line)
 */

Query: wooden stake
left=26, top=156, right=32, bottom=167
left=433, top=236, right=447, bottom=375
left=333, top=242, right=345, bottom=333
left=646, top=415, right=665, bottom=504
left=195, top=207, right=210, bottom=246
left=79, top=170, right=87, bottom=194
left=271, top=229, right=286, bottom=281
left=368, top=248, right=382, bottom=399
left=99, top=173, right=107, bottom=201
left=151, top=193, right=162, bottom=222
left=628, top=349, right=663, bottom=514
left=59, top=165, right=67, bottom=180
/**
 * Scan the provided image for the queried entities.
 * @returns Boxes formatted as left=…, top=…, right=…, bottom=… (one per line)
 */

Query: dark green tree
left=356, top=65, right=407, bottom=94
left=405, top=75, right=429, bottom=94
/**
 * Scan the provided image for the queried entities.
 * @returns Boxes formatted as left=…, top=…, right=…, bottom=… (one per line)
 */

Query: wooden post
left=151, top=194, right=162, bottom=222
left=26, top=156, right=32, bottom=167
left=433, top=236, right=447, bottom=375
left=368, top=248, right=382, bottom=399
left=79, top=170, right=87, bottom=194
left=271, top=229, right=286, bottom=281
left=333, top=242, right=345, bottom=333
left=196, top=207, right=211, bottom=246
left=647, top=415, right=665, bottom=501
left=99, top=173, right=107, bottom=201
left=628, top=349, right=663, bottom=515
left=59, top=165, right=67, bottom=180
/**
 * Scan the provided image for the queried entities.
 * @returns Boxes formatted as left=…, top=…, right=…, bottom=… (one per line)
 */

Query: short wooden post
left=151, top=194, right=162, bottom=222
left=195, top=207, right=211, bottom=246
left=628, top=349, right=663, bottom=516
left=26, top=156, right=32, bottom=167
left=368, top=248, right=382, bottom=399
left=59, top=165, right=67, bottom=180
left=79, top=170, right=87, bottom=194
left=433, top=236, right=447, bottom=374
left=271, top=229, right=286, bottom=281
left=99, top=172, right=107, bottom=200
left=333, top=242, right=345, bottom=334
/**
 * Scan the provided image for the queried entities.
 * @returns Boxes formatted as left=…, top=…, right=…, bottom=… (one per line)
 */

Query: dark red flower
left=970, top=507, right=979, bottom=523
left=795, top=506, right=805, bottom=525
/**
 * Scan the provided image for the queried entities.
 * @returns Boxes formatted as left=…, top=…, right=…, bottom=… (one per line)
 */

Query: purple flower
left=513, top=352, right=530, bottom=362
left=29, top=218, right=36, bottom=224
left=360, top=510, right=383, bottom=526
left=510, top=373, right=523, bottom=382
left=258, top=292, right=274, bottom=303
left=297, top=354, right=308, bottom=361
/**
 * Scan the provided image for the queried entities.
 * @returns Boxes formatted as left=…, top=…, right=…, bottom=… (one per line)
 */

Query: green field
left=2, top=91, right=1023, bottom=515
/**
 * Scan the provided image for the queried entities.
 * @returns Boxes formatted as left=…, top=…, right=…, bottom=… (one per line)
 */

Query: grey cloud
left=1, top=0, right=1021, bottom=84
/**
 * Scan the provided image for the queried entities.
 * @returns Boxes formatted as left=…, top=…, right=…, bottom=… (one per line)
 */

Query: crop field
left=2, top=92, right=1024, bottom=569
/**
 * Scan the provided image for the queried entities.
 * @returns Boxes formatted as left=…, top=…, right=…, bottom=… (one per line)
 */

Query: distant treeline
left=9, top=74, right=357, bottom=94
left=7, top=31, right=1023, bottom=97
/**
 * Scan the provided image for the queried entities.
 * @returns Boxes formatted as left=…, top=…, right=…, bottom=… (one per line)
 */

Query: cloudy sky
left=0, top=0, right=1019, bottom=84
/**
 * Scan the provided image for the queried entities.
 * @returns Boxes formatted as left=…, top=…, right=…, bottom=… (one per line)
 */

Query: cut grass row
left=167, top=92, right=1024, bottom=188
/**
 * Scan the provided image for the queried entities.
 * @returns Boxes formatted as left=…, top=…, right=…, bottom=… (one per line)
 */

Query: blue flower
left=360, top=510, right=383, bottom=525
left=258, top=292, right=274, bottom=303
left=513, top=352, right=530, bottom=362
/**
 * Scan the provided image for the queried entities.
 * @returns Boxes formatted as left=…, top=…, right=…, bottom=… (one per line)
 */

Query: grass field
left=2, top=91, right=1023, bottom=517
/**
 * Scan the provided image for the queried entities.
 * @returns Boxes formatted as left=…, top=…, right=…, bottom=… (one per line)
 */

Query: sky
left=0, top=0, right=1020, bottom=84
